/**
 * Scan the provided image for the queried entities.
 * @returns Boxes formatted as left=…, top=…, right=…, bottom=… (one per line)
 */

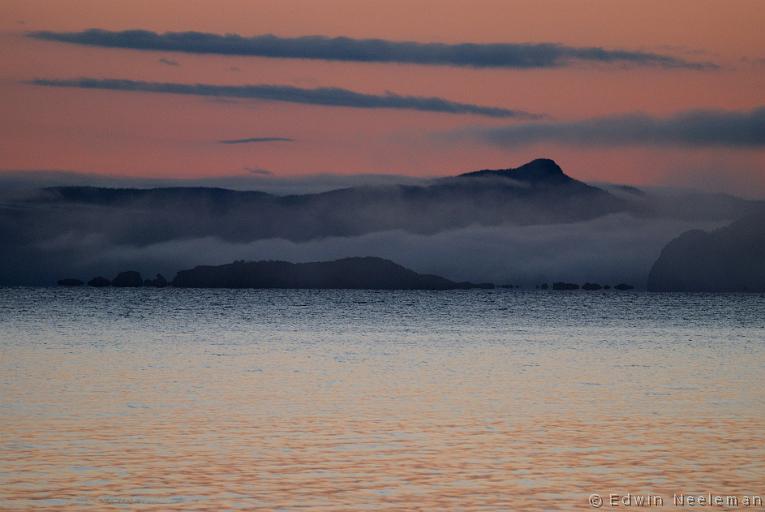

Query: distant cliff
left=647, top=211, right=765, bottom=292
left=171, top=256, right=493, bottom=290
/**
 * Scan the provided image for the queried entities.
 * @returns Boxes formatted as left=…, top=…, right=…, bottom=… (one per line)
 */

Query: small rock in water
left=112, top=271, right=143, bottom=287
left=88, top=276, right=111, bottom=287
left=57, top=278, right=84, bottom=286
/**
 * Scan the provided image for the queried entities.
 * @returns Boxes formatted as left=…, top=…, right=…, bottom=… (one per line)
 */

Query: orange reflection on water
left=2, top=335, right=764, bottom=511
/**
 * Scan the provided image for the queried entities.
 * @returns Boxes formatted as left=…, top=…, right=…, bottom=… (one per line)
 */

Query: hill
left=171, top=256, right=492, bottom=290
left=647, top=211, right=765, bottom=292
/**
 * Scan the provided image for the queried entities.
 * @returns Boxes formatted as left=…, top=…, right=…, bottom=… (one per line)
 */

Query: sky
left=1, top=0, right=764, bottom=195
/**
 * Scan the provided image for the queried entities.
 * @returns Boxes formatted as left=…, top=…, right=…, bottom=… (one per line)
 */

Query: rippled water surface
left=1, top=288, right=764, bottom=510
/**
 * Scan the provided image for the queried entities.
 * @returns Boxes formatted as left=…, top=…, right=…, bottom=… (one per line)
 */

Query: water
left=1, top=288, right=764, bottom=510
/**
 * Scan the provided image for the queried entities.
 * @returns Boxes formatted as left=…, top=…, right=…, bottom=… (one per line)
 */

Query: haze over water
left=1, top=288, right=763, bottom=510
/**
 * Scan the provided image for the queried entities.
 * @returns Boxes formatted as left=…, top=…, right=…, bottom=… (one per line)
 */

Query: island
left=171, top=257, right=494, bottom=290
left=57, top=278, right=84, bottom=286
left=64, top=264, right=642, bottom=291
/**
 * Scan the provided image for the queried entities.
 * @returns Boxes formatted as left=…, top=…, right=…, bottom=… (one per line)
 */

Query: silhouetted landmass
left=57, top=278, right=83, bottom=286
left=5, top=157, right=763, bottom=286
left=552, top=282, right=580, bottom=290
left=547, top=282, right=631, bottom=290
left=65, top=271, right=637, bottom=291
left=112, top=270, right=143, bottom=287
left=1, top=158, right=635, bottom=286
left=172, top=257, right=493, bottom=290
left=647, top=211, right=765, bottom=292
left=17, top=159, right=626, bottom=247
left=66, top=272, right=167, bottom=288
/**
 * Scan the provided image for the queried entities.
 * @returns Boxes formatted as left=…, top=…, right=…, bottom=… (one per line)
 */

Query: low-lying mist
left=16, top=215, right=720, bottom=288
left=1, top=160, right=758, bottom=286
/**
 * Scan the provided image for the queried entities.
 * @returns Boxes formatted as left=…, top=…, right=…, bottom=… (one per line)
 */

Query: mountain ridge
left=26, top=158, right=627, bottom=246
left=2, top=158, right=762, bottom=286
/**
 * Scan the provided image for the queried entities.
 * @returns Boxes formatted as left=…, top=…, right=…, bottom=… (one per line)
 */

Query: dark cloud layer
left=29, top=29, right=715, bottom=70
left=30, top=77, right=537, bottom=118
left=219, top=137, right=293, bottom=144
left=464, top=107, right=765, bottom=147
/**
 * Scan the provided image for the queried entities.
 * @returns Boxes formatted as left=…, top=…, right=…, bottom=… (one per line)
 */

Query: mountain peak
left=514, top=158, right=564, bottom=175
left=457, top=158, right=570, bottom=183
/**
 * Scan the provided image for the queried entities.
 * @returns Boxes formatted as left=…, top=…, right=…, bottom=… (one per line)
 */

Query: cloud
left=219, top=137, right=293, bottom=144
left=191, top=215, right=721, bottom=286
left=30, top=77, right=538, bottom=118
left=158, top=57, right=180, bottom=66
left=459, top=107, right=765, bottom=147
left=29, top=29, right=715, bottom=70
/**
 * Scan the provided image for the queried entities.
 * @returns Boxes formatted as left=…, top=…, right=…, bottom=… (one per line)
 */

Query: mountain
left=458, top=157, right=577, bottom=184
left=19, top=158, right=626, bottom=247
left=1, top=157, right=761, bottom=286
left=171, top=256, right=492, bottom=290
left=647, top=210, right=765, bottom=292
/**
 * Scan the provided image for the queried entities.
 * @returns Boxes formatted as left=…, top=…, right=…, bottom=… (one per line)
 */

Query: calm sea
left=1, top=288, right=764, bottom=510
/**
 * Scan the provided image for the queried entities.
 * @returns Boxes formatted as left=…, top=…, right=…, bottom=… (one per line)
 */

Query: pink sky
left=1, top=0, right=764, bottom=194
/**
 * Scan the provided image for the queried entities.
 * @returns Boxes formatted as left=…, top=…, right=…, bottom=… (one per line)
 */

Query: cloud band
left=29, top=29, right=715, bottom=70
left=30, top=77, right=539, bottom=118
left=219, top=137, right=294, bottom=144
left=463, top=107, right=765, bottom=147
